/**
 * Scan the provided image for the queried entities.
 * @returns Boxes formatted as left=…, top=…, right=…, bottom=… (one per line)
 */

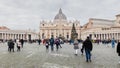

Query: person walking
left=117, top=40, right=120, bottom=63
left=69, top=39, right=72, bottom=45
left=45, top=39, right=49, bottom=52
left=38, top=39, right=41, bottom=45
left=20, top=39, right=24, bottom=48
left=111, top=38, right=115, bottom=48
left=55, top=38, right=60, bottom=51
left=73, top=38, right=79, bottom=56
left=49, top=37, right=54, bottom=51
left=82, top=36, right=93, bottom=62
left=8, top=39, right=15, bottom=52
left=16, top=39, right=21, bottom=52
left=59, top=39, right=62, bottom=48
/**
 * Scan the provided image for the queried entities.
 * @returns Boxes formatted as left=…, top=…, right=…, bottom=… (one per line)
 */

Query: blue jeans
left=85, top=50, right=91, bottom=61
left=50, top=44, right=54, bottom=51
left=112, top=43, right=115, bottom=48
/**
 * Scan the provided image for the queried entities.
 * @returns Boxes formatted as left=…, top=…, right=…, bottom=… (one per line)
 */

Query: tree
left=71, top=23, right=78, bottom=41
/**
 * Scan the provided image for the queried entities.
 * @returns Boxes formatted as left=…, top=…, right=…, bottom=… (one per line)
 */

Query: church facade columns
left=118, top=33, right=120, bottom=40
left=0, top=33, right=2, bottom=39
left=0, top=30, right=37, bottom=41
left=85, top=31, right=120, bottom=41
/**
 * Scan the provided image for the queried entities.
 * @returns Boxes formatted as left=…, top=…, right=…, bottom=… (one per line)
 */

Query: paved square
left=0, top=42, right=120, bottom=68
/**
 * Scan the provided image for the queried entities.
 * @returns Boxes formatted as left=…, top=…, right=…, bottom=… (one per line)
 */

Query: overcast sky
left=0, top=0, right=120, bottom=32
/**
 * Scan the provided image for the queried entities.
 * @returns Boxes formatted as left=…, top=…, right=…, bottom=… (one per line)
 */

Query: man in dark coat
left=49, top=37, right=54, bottom=51
left=38, top=39, right=41, bottom=45
left=117, top=40, right=120, bottom=63
left=20, top=39, right=24, bottom=48
left=82, top=36, right=93, bottom=62
left=8, top=39, right=15, bottom=52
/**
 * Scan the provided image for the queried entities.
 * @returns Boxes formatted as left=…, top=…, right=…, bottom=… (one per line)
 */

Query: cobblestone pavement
left=0, top=42, right=120, bottom=68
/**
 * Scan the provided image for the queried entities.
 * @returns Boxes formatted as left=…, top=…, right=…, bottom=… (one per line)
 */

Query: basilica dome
left=54, top=8, right=67, bottom=20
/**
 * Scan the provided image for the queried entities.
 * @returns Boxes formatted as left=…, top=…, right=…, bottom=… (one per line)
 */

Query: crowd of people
left=7, top=39, right=24, bottom=52
left=73, top=37, right=93, bottom=62
left=41, top=36, right=120, bottom=63
left=5, top=36, right=120, bottom=63
left=42, top=37, right=62, bottom=52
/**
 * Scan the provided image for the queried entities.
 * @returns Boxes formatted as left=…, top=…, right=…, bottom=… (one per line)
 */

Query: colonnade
left=92, top=33, right=120, bottom=40
left=0, top=33, right=27, bottom=40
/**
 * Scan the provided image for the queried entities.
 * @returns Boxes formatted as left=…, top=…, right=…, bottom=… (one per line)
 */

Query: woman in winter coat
left=117, top=40, right=120, bottom=63
left=16, top=39, right=21, bottom=52
left=73, top=38, right=79, bottom=56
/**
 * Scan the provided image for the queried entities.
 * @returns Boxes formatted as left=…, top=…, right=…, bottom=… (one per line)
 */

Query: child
left=45, top=39, right=49, bottom=52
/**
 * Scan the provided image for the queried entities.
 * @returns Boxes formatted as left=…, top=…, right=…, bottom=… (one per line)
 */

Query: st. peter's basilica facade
left=39, top=8, right=81, bottom=40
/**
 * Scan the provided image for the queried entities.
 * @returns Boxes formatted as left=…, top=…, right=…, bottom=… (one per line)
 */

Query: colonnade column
left=119, top=33, right=120, bottom=40
left=108, top=33, right=110, bottom=39
left=49, top=30, right=51, bottom=38
left=117, top=33, right=119, bottom=40
left=23, top=34, right=25, bottom=40
left=15, top=34, right=17, bottom=39
left=112, top=33, right=114, bottom=39
left=54, top=30, right=56, bottom=38
left=20, top=34, right=22, bottom=39
left=5, top=33, right=6, bottom=40
left=69, top=30, right=71, bottom=40
left=1, top=33, right=3, bottom=40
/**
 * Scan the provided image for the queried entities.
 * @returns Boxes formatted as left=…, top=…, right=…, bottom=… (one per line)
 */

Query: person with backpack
left=55, top=38, right=60, bottom=51
left=82, top=36, right=93, bottom=62
left=8, top=39, right=15, bottom=52
left=49, top=37, right=54, bottom=51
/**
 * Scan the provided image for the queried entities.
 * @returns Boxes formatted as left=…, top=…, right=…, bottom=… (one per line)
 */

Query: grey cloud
left=0, top=0, right=120, bottom=31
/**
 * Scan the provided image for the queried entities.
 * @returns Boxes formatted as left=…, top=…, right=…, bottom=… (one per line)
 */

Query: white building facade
left=39, top=9, right=81, bottom=40
left=81, top=14, right=120, bottom=41
left=0, top=26, right=38, bottom=41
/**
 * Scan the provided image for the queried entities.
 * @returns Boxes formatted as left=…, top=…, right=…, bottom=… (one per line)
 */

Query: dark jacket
left=8, top=40, right=14, bottom=48
left=55, top=39, right=60, bottom=45
left=20, top=39, right=24, bottom=44
left=50, top=38, right=54, bottom=45
left=82, top=38, right=93, bottom=51
left=117, top=42, right=120, bottom=56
